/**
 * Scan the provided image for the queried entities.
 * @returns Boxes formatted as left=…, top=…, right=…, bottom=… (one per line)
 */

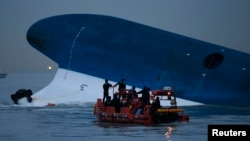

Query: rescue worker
left=127, top=86, right=136, bottom=104
left=137, top=86, right=151, bottom=105
left=112, top=94, right=121, bottom=113
left=113, top=78, right=126, bottom=94
left=105, top=96, right=113, bottom=106
left=103, top=79, right=113, bottom=103
left=135, top=98, right=145, bottom=115
left=120, top=95, right=128, bottom=107
left=151, top=96, right=161, bottom=113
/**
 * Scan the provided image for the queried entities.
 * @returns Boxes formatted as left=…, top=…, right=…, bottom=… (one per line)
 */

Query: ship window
left=203, top=53, right=223, bottom=69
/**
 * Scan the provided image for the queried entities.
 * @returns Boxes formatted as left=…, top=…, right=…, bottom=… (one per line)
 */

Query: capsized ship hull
left=27, top=14, right=250, bottom=107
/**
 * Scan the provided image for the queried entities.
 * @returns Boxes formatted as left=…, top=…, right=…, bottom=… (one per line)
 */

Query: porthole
left=203, top=53, right=224, bottom=69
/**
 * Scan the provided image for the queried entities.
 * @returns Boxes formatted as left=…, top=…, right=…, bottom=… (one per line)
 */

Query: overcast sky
left=1, top=0, right=250, bottom=72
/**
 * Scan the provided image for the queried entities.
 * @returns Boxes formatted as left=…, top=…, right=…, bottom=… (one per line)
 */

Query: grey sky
left=1, top=0, right=250, bottom=72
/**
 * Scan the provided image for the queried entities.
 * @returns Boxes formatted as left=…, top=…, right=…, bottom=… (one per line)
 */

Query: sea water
left=0, top=104, right=249, bottom=141
left=1, top=73, right=249, bottom=141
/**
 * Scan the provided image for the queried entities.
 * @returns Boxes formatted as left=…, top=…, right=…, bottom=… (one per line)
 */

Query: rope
left=191, top=55, right=216, bottom=100
left=64, top=26, right=86, bottom=79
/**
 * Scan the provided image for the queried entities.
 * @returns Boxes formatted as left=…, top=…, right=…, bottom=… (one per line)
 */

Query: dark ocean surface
left=1, top=104, right=249, bottom=141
